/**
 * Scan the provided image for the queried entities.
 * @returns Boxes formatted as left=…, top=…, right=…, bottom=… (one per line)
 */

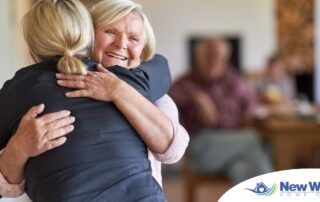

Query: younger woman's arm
left=0, top=104, right=74, bottom=197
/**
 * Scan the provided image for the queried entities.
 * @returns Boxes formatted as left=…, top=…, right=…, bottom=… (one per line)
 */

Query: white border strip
left=315, top=0, right=320, bottom=104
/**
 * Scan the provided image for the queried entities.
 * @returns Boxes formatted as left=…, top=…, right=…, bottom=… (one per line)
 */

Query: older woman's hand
left=56, top=65, right=125, bottom=102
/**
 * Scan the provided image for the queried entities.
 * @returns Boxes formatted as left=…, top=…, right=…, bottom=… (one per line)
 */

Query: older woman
left=0, top=0, right=188, bottom=200
left=57, top=0, right=189, bottom=187
left=1, top=0, right=172, bottom=201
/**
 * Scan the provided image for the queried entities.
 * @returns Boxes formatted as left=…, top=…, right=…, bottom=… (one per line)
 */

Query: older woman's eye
left=130, top=36, right=139, bottom=42
left=104, top=29, right=116, bottom=35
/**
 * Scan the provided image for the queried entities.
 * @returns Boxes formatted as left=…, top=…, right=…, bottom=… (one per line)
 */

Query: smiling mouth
left=106, top=52, right=128, bottom=60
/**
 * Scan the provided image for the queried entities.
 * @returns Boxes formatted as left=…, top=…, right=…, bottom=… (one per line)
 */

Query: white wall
left=0, top=0, right=14, bottom=87
left=0, top=0, right=276, bottom=82
left=136, top=0, right=276, bottom=79
left=0, top=1, right=32, bottom=201
left=0, top=0, right=30, bottom=88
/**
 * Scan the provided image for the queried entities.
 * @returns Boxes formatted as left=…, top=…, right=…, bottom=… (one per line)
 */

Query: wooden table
left=255, top=116, right=320, bottom=170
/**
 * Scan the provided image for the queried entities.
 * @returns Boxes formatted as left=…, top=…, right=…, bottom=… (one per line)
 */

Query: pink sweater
left=0, top=94, right=189, bottom=197
left=150, top=94, right=189, bottom=186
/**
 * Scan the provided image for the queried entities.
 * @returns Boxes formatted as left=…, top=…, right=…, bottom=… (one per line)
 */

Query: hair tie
left=64, top=50, right=74, bottom=56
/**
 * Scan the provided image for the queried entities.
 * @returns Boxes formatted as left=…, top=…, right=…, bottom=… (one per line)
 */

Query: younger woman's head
left=23, top=0, right=94, bottom=74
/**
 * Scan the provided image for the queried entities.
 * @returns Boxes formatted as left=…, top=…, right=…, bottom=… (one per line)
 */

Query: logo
left=279, top=181, right=320, bottom=197
left=219, top=169, right=320, bottom=202
left=246, top=182, right=277, bottom=196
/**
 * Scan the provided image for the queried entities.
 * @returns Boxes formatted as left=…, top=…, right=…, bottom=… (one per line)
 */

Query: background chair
left=183, top=154, right=231, bottom=202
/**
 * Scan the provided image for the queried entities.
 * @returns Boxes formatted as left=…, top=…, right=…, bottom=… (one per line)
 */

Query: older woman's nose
left=114, top=34, right=127, bottom=50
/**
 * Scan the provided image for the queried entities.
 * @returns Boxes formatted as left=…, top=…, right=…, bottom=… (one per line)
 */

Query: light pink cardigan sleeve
left=148, top=94, right=189, bottom=186
left=0, top=150, right=25, bottom=197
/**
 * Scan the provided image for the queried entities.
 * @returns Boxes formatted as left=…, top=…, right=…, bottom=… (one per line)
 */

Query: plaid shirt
left=169, top=68, right=257, bottom=134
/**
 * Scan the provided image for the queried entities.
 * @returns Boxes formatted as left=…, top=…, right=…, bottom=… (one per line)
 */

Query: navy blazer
left=0, top=55, right=169, bottom=202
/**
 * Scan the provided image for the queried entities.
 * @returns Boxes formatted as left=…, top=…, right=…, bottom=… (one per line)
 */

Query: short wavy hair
left=91, top=0, right=156, bottom=61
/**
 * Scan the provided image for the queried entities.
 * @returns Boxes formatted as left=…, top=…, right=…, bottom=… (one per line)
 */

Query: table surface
left=255, top=115, right=320, bottom=133
left=255, top=115, right=320, bottom=170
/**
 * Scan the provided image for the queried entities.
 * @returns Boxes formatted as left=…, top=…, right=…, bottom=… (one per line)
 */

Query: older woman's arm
left=147, top=95, right=189, bottom=186
left=111, top=81, right=174, bottom=153
left=151, top=94, right=189, bottom=163
left=56, top=67, right=175, bottom=153
left=0, top=104, right=75, bottom=197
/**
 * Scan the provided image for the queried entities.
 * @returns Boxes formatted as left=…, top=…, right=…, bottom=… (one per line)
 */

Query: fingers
left=65, top=90, right=89, bottom=98
left=57, top=80, right=86, bottom=89
left=44, top=136, right=67, bottom=151
left=45, top=124, right=74, bottom=141
left=14, top=108, right=75, bottom=157
left=40, top=110, right=71, bottom=124
left=96, top=63, right=103, bottom=69
left=56, top=73, right=85, bottom=81
left=56, top=72, right=91, bottom=89
left=24, top=104, right=45, bottom=120
left=45, top=116, right=75, bottom=131
left=96, top=64, right=109, bottom=73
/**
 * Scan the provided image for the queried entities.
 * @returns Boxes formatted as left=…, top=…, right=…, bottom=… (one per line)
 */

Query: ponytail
left=23, top=0, right=94, bottom=75
left=58, top=50, right=87, bottom=75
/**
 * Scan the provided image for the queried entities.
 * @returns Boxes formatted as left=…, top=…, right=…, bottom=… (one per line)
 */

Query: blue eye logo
left=246, top=182, right=278, bottom=196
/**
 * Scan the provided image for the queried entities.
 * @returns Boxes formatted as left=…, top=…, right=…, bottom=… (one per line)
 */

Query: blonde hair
left=91, top=0, right=156, bottom=61
left=23, top=0, right=94, bottom=75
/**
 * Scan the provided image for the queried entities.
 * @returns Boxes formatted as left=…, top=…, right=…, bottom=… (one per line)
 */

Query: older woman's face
left=93, top=12, right=146, bottom=69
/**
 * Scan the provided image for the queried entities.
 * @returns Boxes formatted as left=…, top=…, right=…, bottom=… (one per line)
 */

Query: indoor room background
left=0, top=0, right=320, bottom=201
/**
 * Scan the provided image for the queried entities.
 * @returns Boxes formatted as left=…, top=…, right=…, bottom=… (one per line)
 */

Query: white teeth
left=107, top=53, right=127, bottom=60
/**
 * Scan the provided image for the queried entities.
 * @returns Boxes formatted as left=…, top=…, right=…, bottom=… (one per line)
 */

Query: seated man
left=169, top=38, right=273, bottom=184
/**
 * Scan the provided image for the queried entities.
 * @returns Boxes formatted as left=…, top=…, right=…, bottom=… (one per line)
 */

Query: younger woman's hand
left=0, top=104, right=74, bottom=184
left=7, top=104, right=75, bottom=160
